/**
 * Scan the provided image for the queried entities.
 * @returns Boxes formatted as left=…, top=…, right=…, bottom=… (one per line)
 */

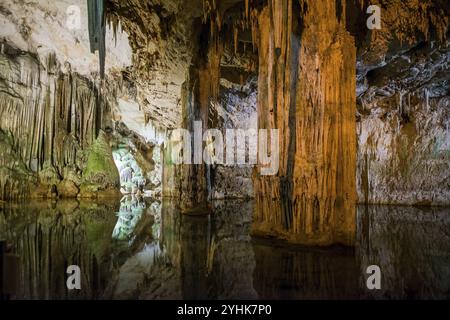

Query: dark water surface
left=0, top=198, right=449, bottom=300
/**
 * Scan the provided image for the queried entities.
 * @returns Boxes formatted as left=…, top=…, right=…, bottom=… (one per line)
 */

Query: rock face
left=0, top=0, right=141, bottom=200
left=0, top=42, right=114, bottom=200
left=106, top=0, right=202, bottom=129
left=0, top=0, right=131, bottom=75
left=356, top=41, right=450, bottom=206
left=57, top=179, right=80, bottom=198
left=209, top=77, right=257, bottom=200
left=349, top=0, right=450, bottom=206
left=0, top=130, right=38, bottom=199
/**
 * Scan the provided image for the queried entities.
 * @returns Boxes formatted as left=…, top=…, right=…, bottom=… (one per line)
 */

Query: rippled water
left=0, top=198, right=449, bottom=300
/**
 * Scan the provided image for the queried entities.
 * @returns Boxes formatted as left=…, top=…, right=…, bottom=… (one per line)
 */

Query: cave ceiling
left=105, top=0, right=448, bottom=128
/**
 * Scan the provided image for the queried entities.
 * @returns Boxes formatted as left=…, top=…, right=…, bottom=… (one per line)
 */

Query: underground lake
left=1, top=198, right=449, bottom=300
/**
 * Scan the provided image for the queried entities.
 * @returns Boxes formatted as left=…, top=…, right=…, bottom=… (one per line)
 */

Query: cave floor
left=0, top=198, right=449, bottom=300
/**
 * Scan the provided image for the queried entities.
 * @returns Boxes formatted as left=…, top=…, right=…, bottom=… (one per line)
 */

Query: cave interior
left=0, top=0, right=449, bottom=300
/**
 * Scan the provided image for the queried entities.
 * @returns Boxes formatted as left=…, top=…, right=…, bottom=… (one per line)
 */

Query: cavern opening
left=0, top=0, right=449, bottom=301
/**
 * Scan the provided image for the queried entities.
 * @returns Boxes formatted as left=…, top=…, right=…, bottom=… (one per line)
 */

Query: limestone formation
left=79, top=131, right=121, bottom=198
left=251, top=0, right=357, bottom=246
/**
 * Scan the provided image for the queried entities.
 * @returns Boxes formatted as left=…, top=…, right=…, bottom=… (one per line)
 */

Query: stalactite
left=233, top=22, right=239, bottom=55
left=270, top=0, right=284, bottom=55
left=106, top=13, right=122, bottom=46
left=208, top=41, right=223, bottom=104
left=0, top=44, right=111, bottom=200
left=425, top=88, right=430, bottom=112
left=87, top=0, right=106, bottom=78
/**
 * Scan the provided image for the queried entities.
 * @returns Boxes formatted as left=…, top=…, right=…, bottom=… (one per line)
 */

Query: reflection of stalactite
left=112, top=196, right=146, bottom=242
left=356, top=205, right=450, bottom=299
left=0, top=200, right=120, bottom=299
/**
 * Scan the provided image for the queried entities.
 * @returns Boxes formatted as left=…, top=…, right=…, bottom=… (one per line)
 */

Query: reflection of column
left=253, top=242, right=359, bottom=299
left=208, top=201, right=258, bottom=299
left=160, top=199, right=180, bottom=260
left=356, top=205, right=450, bottom=299
left=180, top=215, right=210, bottom=300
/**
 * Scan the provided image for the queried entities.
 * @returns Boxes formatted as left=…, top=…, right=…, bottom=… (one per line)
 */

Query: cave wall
left=358, top=91, right=450, bottom=206
left=357, top=43, right=450, bottom=206
left=162, top=18, right=259, bottom=206
left=0, top=42, right=118, bottom=200
left=162, top=0, right=358, bottom=245
left=160, top=0, right=449, bottom=246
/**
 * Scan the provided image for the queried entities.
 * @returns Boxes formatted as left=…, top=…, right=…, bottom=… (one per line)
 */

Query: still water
left=0, top=198, right=449, bottom=300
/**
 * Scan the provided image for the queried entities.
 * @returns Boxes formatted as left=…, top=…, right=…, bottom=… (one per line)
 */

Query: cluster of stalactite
left=106, top=0, right=447, bottom=247
left=198, top=0, right=358, bottom=245
left=164, top=1, right=357, bottom=245
left=0, top=42, right=112, bottom=200
left=163, top=0, right=258, bottom=209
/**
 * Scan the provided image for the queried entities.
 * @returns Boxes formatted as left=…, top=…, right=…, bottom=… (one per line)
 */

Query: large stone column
left=162, top=25, right=223, bottom=212
left=253, top=0, right=357, bottom=246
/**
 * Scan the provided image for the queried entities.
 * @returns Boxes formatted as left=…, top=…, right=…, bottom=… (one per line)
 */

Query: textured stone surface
left=0, top=0, right=131, bottom=76
left=57, top=179, right=80, bottom=198
left=79, top=131, right=121, bottom=198
left=356, top=41, right=450, bottom=205
left=0, top=42, right=111, bottom=199
left=106, top=0, right=204, bottom=129
left=210, top=76, right=257, bottom=199
left=252, top=0, right=357, bottom=246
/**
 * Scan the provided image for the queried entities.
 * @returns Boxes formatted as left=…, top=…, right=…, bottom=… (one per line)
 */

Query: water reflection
left=357, top=205, right=450, bottom=300
left=112, top=196, right=147, bottom=243
left=0, top=199, right=449, bottom=300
